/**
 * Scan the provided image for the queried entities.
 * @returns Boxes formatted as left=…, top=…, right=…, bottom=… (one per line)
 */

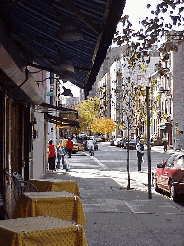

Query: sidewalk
left=151, top=145, right=183, bottom=155
left=43, top=170, right=184, bottom=245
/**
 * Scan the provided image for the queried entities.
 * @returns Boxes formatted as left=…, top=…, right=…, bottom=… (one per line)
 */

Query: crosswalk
left=67, top=152, right=105, bottom=169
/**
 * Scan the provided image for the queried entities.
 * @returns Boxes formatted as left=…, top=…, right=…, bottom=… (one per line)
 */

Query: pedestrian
left=163, top=139, right=168, bottom=152
left=66, top=137, right=73, bottom=158
left=136, top=140, right=144, bottom=172
left=136, top=136, right=140, bottom=145
left=48, top=140, right=56, bottom=171
left=87, top=138, right=95, bottom=156
left=72, top=135, right=77, bottom=143
left=56, top=141, right=66, bottom=169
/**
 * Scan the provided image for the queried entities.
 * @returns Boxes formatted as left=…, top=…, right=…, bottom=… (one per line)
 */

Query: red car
left=154, top=154, right=184, bottom=201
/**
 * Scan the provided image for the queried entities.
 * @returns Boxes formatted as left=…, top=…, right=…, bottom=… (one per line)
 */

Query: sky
left=60, top=81, right=80, bottom=97
left=122, top=0, right=160, bottom=29
left=115, top=0, right=183, bottom=42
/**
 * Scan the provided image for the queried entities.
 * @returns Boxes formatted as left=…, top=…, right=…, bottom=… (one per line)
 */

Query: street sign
left=47, top=92, right=53, bottom=96
left=137, top=74, right=149, bottom=87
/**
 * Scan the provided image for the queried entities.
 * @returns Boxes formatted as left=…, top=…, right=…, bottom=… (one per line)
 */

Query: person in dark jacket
left=66, top=137, right=73, bottom=158
left=136, top=140, right=144, bottom=172
left=163, top=139, right=168, bottom=152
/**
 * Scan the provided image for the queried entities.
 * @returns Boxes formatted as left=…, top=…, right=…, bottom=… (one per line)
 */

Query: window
left=174, top=156, right=184, bottom=169
left=166, top=155, right=177, bottom=167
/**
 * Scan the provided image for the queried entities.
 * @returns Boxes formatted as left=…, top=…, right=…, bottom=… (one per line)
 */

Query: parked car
left=74, top=143, right=84, bottom=151
left=117, top=139, right=122, bottom=147
left=119, top=138, right=128, bottom=148
left=113, top=138, right=122, bottom=147
left=93, top=134, right=105, bottom=142
left=154, top=153, right=184, bottom=201
left=72, top=143, right=79, bottom=154
left=128, top=139, right=137, bottom=150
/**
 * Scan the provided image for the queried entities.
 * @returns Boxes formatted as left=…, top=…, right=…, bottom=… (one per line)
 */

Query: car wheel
left=170, top=182, right=178, bottom=202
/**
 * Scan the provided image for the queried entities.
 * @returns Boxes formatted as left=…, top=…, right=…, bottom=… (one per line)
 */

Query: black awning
left=40, top=103, right=78, bottom=116
left=45, top=113, right=79, bottom=127
left=1, top=0, right=125, bottom=96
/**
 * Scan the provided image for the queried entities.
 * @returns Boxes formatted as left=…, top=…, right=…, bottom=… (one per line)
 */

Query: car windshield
left=166, top=155, right=177, bottom=167
left=130, top=139, right=136, bottom=142
left=174, top=155, right=184, bottom=169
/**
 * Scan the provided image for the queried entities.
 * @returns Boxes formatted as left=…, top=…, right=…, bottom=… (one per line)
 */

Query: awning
left=0, top=0, right=125, bottom=97
left=45, top=113, right=79, bottom=127
left=40, top=103, right=78, bottom=116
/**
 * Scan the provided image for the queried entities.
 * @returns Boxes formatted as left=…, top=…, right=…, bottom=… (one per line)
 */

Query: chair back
left=11, top=173, right=38, bottom=200
left=0, top=194, right=9, bottom=220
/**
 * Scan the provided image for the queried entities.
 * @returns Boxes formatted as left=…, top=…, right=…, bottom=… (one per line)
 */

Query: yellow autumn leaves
left=91, top=118, right=116, bottom=134
left=73, top=97, right=116, bottom=134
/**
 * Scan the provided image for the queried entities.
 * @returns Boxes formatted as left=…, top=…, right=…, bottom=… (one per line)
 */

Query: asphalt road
left=86, top=142, right=172, bottom=173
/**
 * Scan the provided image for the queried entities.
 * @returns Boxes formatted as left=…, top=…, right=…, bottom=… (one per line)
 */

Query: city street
left=68, top=142, right=172, bottom=172
left=50, top=142, right=184, bottom=245
left=84, top=142, right=171, bottom=173
left=58, top=142, right=183, bottom=198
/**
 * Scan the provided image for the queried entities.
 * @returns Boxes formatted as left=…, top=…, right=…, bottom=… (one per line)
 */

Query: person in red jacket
left=66, top=137, right=73, bottom=158
left=48, top=140, right=56, bottom=171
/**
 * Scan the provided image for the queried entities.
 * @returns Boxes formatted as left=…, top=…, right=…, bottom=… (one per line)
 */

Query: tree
left=113, top=1, right=184, bottom=71
left=112, top=1, right=184, bottom=190
left=119, top=75, right=136, bottom=190
left=73, top=97, right=100, bottom=134
left=91, top=118, right=116, bottom=135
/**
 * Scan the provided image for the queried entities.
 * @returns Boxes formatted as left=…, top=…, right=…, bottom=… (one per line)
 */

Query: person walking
left=56, top=141, right=66, bottom=169
left=66, top=137, right=73, bottom=158
left=48, top=140, right=56, bottom=171
left=163, top=139, right=168, bottom=152
left=87, top=138, right=95, bottom=156
left=136, top=140, right=144, bottom=172
left=136, top=136, right=140, bottom=145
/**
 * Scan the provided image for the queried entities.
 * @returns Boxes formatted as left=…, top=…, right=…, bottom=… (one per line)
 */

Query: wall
left=33, top=112, right=45, bottom=179
left=173, top=42, right=184, bottom=148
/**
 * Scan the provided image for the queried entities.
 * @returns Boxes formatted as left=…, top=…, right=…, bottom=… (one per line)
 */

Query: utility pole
left=146, top=84, right=152, bottom=199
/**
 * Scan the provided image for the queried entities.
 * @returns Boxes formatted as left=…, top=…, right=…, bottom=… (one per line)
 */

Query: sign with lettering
left=137, top=74, right=149, bottom=87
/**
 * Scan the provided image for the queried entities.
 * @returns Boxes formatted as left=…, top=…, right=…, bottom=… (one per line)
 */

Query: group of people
left=47, top=137, right=74, bottom=171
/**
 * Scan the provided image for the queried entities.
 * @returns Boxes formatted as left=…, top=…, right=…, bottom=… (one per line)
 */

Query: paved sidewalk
left=151, top=145, right=183, bottom=155
left=43, top=170, right=184, bottom=246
